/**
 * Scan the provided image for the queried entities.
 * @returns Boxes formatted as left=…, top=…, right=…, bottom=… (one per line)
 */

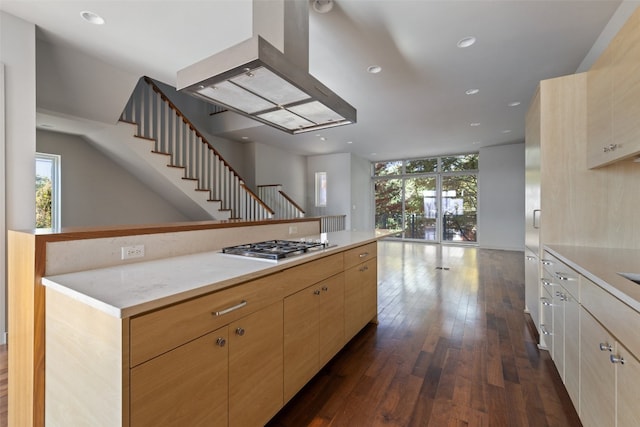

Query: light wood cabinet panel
left=564, top=290, right=580, bottom=412
left=524, top=250, right=540, bottom=329
left=345, top=257, right=378, bottom=341
left=130, top=328, right=229, bottom=427
left=552, top=286, right=565, bottom=377
left=319, top=273, right=345, bottom=367
left=283, top=273, right=345, bottom=402
left=580, top=308, right=615, bottom=427
left=229, top=301, right=283, bottom=427
left=588, top=6, right=640, bottom=167
left=283, top=284, right=320, bottom=402
left=540, top=284, right=553, bottom=352
left=586, top=44, right=614, bottom=168
left=616, top=343, right=640, bottom=427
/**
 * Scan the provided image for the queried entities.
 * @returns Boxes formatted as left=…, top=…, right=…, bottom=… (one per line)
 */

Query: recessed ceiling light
left=457, top=36, right=476, bottom=48
left=465, top=88, right=480, bottom=95
left=367, top=65, right=382, bottom=74
left=312, top=0, right=334, bottom=13
left=502, top=129, right=512, bottom=134
left=470, top=122, right=481, bottom=127
left=472, top=141, right=481, bottom=145
left=320, top=137, right=327, bottom=141
left=346, top=141, right=353, bottom=144
left=241, top=136, right=249, bottom=140
left=80, top=11, right=105, bottom=25
left=508, top=101, right=521, bottom=107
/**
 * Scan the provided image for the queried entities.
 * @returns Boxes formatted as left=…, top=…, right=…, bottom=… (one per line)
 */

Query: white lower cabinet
left=579, top=307, right=615, bottom=427
left=616, top=342, right=640, bottom=427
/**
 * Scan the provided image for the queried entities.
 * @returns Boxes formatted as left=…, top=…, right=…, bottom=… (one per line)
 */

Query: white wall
left=478, top=142, right=525, bottom=250
left=2, top=11, right=37, bottom=344
left=307, top=153, right=353, bottom=228
left=37, top=130, right=190, bottom=227
left=36, top=38, right=138, bottom=125
left=251, top=142, right=306, bottom=206
left=350, top=155, right=374, bottom=231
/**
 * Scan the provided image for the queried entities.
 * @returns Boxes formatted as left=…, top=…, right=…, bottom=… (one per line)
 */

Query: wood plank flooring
left=267, top=241, right=581, bottom=427
left=0, top=241, right=580, bottom=427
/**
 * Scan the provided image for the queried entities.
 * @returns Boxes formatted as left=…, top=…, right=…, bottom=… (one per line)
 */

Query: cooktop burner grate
left=221, top=239, right=329, bottom=261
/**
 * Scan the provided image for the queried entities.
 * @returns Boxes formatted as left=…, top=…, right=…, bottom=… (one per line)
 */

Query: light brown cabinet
left=344, top=242, right=378, bottom=341
left=228, top=302, right=283, bottom=427
left=283, top=273, right=344, bottom=402
left=587, top=7, right=640, bottom=168
left=130, top=327, right=230, bottom=427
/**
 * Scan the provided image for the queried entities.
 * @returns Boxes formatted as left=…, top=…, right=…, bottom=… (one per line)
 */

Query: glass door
left=441, top=174, right=477, bottom=243
left=403, top=176, right=437, bottom=241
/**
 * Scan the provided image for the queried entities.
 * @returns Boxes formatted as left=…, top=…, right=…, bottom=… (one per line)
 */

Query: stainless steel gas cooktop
left=221, top=239, right=331, bottom=261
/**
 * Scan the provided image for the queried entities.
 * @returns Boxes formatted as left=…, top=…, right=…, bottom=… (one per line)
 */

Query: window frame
left=35, top=152, right=61, bottom=230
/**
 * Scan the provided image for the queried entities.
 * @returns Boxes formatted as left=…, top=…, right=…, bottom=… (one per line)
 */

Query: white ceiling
left=1, top=0, right=636, bottom=161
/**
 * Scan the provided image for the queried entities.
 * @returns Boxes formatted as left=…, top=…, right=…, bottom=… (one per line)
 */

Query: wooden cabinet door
left=229, top=301, right=283, bottom=427
left=524, top=250, right=540, bottom=330
left=611, top=8, right=640, bottom=164
left=130, top=327, right=229, bottom=427
left=345, top=258, right=377, bottom=341
left=586, top=42, right=614, bottom=168
left=564, top=289, right=580, bottom=412
left=616, top=343, right=640, bottom=427
left=552, top=287, right=565, bottom=378
left=319, top=273, right=345, bottom=367
left=580, top=308, right=615, bottom=427
left=284, top=285, right=320, bottom=402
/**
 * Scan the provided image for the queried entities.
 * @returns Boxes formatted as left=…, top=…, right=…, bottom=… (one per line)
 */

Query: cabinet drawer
left=542, top=252, right=579, bottom=299
left=581, top=276, right=640, bottom=359
left=280, top=253, right=344, bottom=296
left=130, top=272, right=286, bottom=366
left=343, top=242, right=377, bottom=270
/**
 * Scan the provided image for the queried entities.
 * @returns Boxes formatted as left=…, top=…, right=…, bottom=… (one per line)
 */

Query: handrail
left=279, top=190, right=305, bottom=214
left=121, top=76, right=274, bottom=220
left=143, top=76, right=244, bottom=181
left=241, top=184, right=274, bottom=214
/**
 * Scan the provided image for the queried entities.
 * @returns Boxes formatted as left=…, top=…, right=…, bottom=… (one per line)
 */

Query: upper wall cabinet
left=587, top=7, right=640, bottom=168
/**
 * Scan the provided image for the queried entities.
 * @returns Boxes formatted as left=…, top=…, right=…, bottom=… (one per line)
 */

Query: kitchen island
left=41, top=229, right=392, bottom=427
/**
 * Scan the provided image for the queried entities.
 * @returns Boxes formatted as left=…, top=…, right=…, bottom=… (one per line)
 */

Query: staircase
left=257, top=185, right=305, bottom=219
left=115, top=77, right=275, bottom=221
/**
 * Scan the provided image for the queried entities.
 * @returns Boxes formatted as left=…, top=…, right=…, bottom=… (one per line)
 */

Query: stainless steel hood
left=176, top=0, right=356, bottom=134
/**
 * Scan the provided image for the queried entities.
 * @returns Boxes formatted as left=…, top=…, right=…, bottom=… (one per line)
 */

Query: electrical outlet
left=121, top=245, right=145, bottom=260
left=288, top=226, right=298, bottom=234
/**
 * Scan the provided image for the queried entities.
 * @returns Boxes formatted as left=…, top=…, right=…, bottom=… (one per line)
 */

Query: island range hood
left=177, top=0, right=356, bottom=134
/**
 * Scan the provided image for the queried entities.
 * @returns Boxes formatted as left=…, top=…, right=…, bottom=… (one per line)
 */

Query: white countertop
left=42, top=230, right=394, bottom=318
left=545, top=245, right=640, bottom=313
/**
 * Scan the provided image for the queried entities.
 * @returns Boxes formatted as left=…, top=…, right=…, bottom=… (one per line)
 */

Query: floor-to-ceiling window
left=373, top=154, right=478, bottom=243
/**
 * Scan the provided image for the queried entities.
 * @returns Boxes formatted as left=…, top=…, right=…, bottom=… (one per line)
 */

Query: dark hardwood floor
left=267, top=241, right=581, bottom=427
left=0, top=241, right=580, bottom=427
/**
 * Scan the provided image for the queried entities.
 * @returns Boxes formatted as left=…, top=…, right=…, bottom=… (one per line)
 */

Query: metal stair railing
left=120, top=77, right=274, bottom=220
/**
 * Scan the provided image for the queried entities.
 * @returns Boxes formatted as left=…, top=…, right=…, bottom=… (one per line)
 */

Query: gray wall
left=37, top=130, right=189, bottom=227
left=306, top=152, right=374, bottom=230
left=250, top=142, right=306, bottom=207
left=478, top=142, right=525, bottom=251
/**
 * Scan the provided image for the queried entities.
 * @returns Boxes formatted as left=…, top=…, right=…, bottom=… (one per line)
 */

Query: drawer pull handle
left=540, top=325, right=551, bottom=335
left=610, top=354, right=625, bottom=364
left=314, top=289, right=321, bottom=295
left=212, top=300, right=247, bottom=316
left=322, top=286, right=329, bottom=291
left=216, top=337, right=226, bottom=347
left=555, top=273, right=573, bottom=281
left=541, top=298, right=551, bottom=306
left=541, top=279, right=552, bottom=286
left=526, top=256, right=536, bottom=261
left=541, top=260, right=553, bottom=266
left=235, top=327, right=245, bottom=336
left=359, top=252, right=369, bottom=258
left=599, top=343, right=612, bottom=352
left=359, top=265, right=369, bottom=272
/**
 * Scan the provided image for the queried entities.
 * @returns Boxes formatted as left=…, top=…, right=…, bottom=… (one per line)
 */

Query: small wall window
left=36, top=153, right=61, bottom=229
left=315, top=172, right=327, bottom=207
